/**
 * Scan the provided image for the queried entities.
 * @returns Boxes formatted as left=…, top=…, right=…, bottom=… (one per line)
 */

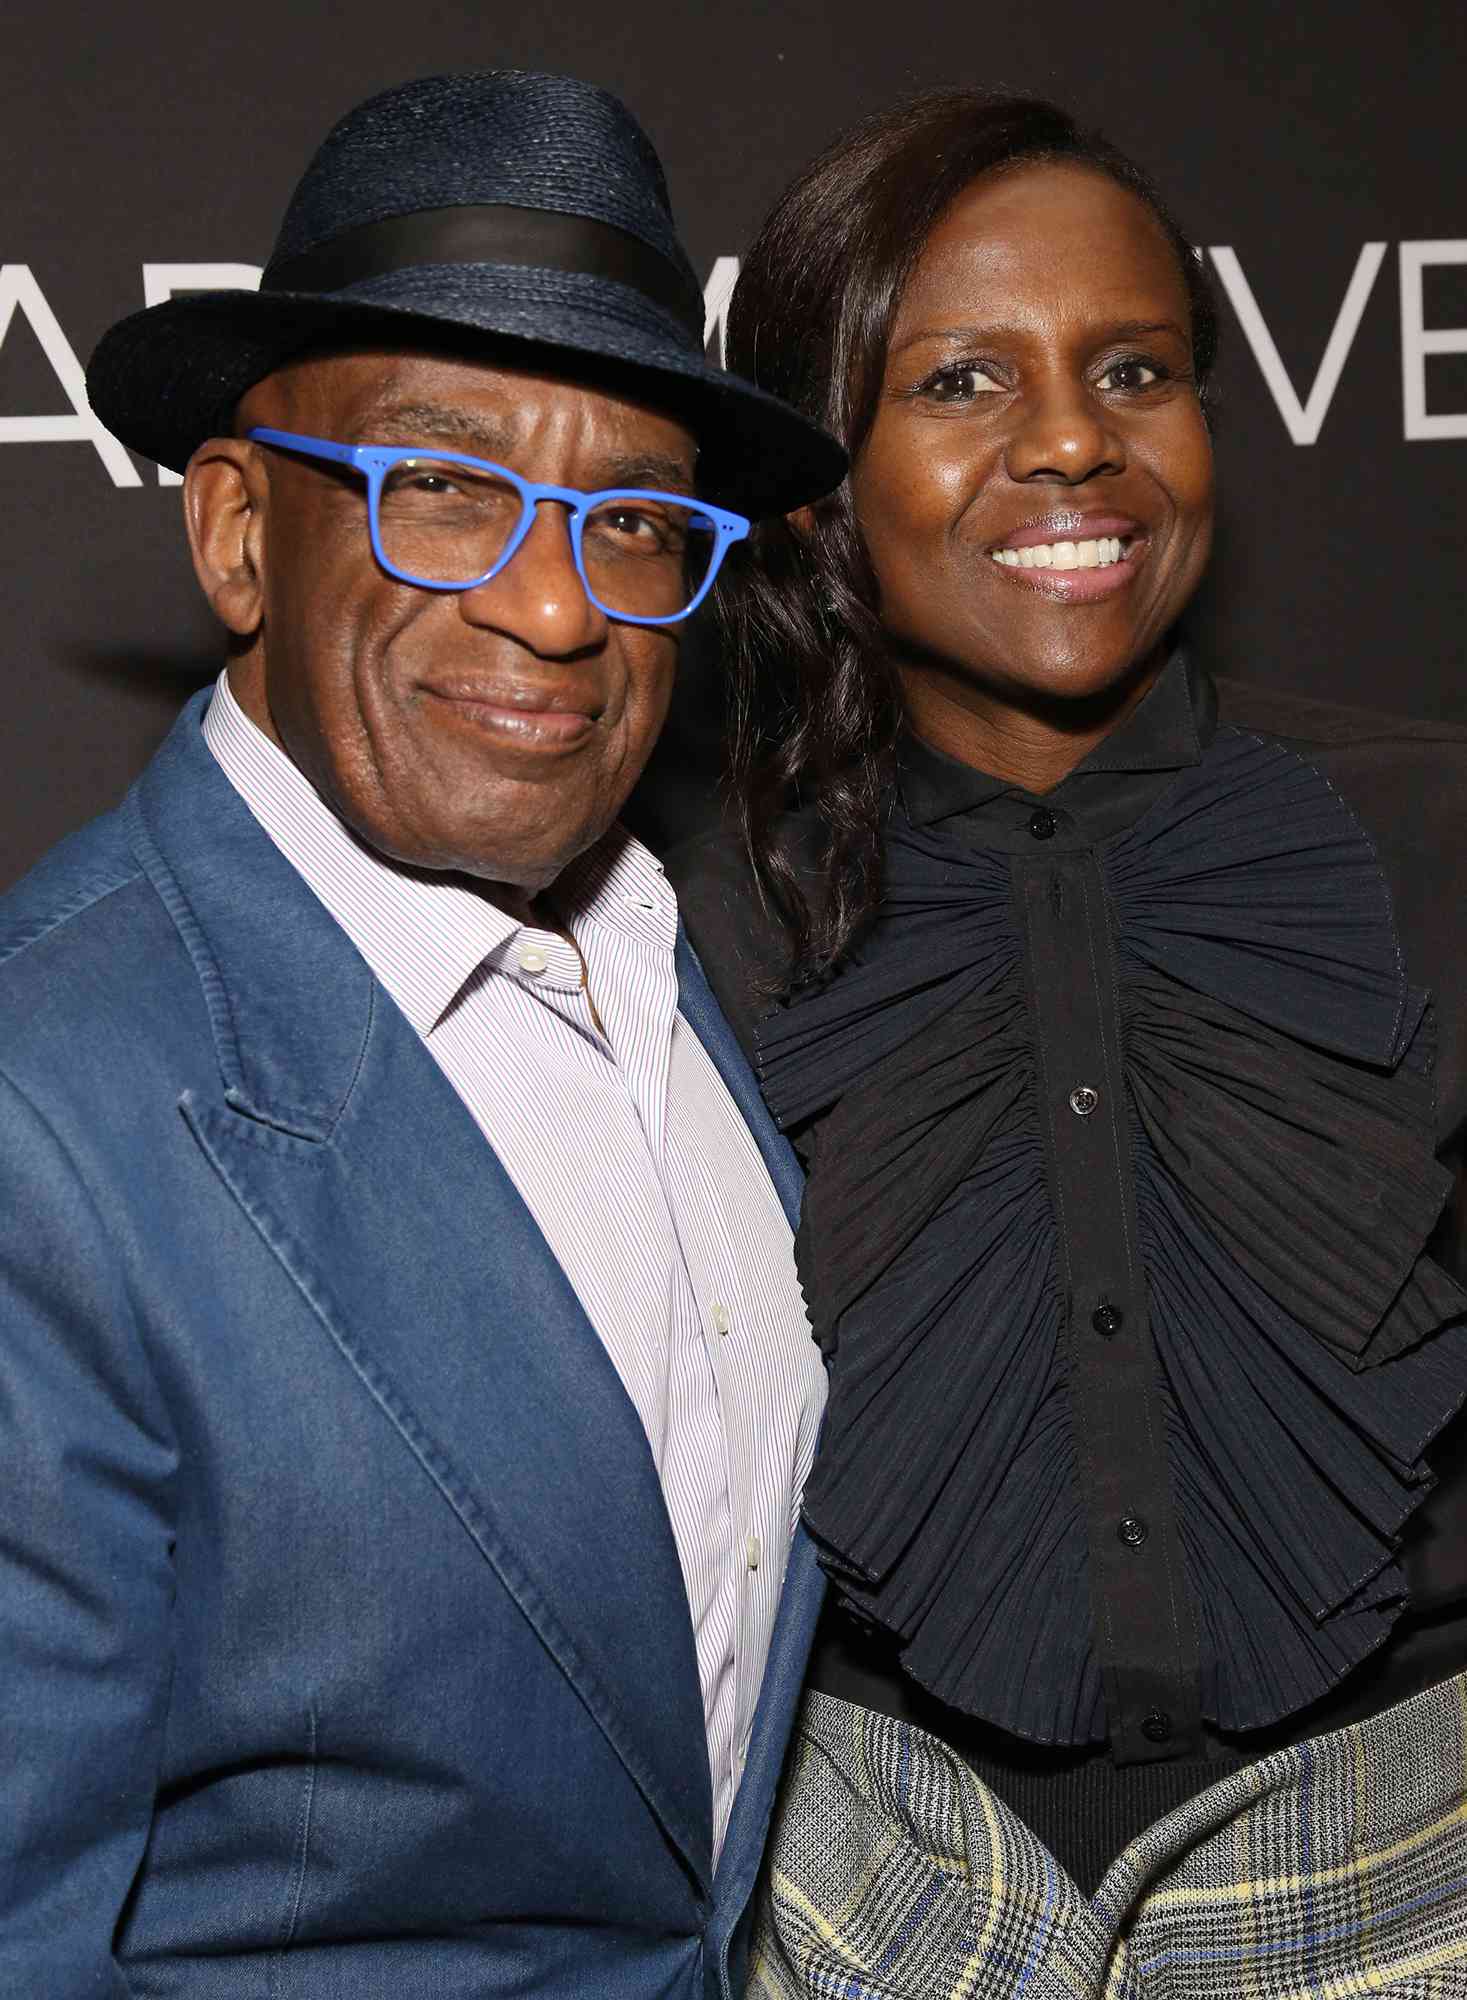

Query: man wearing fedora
left=0, top=71, right=842, bottom=1997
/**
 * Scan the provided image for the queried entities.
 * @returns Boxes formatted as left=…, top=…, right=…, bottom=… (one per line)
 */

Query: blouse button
left=1141, top=1708, right=1173, bottom=1744
left=1092, top=1302, right=1123, bottom=1337
left=1069, top=1085, right=1099, bottom=1118
left=1027, top=808, right=1057, bottom=840
left=1118, top=1515, right=1149, bottom=1547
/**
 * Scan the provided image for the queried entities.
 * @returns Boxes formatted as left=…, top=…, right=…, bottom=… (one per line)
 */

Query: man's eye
left=1097, top=358, right=1163, bottom=392
left=922, top=362, right=1001, bottom=404
left=604, top=506, right=681, bottom=543
left=385, top=464, right=464, bottom=498
left=604, top=508, right=654, bottom=537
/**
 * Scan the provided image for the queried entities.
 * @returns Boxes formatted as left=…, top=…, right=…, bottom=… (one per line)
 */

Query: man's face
left=195, top=348, right=697, bottom=901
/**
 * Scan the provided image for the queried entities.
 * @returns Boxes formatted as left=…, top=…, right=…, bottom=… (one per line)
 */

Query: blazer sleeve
left=0, top=1067, right=177, bottom=1993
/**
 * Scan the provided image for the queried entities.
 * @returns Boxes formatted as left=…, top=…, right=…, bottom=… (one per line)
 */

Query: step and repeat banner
left=2, top=0, right=1463, bottom=886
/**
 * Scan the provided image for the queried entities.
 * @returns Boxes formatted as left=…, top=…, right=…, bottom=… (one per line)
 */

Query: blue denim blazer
left=0, top=692, right=821, bottom=1998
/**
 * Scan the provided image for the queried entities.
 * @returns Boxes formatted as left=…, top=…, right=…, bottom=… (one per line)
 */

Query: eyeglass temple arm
left=247, top=428, right=367, bottom=471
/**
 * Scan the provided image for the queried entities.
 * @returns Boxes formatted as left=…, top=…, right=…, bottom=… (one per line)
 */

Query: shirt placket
left=553, top=920, right=747, bottom=1838
left=656, top=1051, right=747, bottom=1844
left=682, top=1141, right=761, bottom=1802
left=1012, top=843, right=1203, bottom=1764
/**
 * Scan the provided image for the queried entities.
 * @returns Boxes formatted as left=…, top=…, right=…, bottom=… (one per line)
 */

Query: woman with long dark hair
left=672, top=92, right=1467, bottom=1996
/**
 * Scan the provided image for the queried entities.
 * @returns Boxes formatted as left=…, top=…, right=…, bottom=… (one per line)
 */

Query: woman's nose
left=456, top=501, right=608, bottom=654
left=1003, top=378, right=1125, bottom=486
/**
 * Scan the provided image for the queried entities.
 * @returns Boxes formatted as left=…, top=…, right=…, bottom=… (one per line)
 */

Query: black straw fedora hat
left=86, top=70, right=846, bottom=516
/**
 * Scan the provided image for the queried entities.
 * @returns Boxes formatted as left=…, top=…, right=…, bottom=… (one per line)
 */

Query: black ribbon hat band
left=266, top=203, right=707, bottom=344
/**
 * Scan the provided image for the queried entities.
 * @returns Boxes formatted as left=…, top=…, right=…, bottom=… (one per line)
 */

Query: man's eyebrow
left=356, top=402, right=519, bottom=455
left=583, top=451, right=698, bottom=495
left=889, top=316, right=1189, bottom=359
left=354, top=405, right=695, bottom=493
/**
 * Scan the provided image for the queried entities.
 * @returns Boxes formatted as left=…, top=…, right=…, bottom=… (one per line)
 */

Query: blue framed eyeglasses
left=247, top=427, right=749, bottom=626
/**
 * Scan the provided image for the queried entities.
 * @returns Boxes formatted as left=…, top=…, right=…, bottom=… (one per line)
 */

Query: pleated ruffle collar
left=757, top=725, right=1467, bottom=1745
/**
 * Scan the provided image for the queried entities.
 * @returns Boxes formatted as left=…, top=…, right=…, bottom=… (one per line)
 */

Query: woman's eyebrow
left=889, top=316, right=1188, bottom=360
left=1097, top=318, right=1189, bottom=343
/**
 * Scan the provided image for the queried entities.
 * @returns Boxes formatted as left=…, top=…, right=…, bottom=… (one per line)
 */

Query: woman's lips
left=986, top=515, right=1147, bottom=603
left=995, top=511, right=1141, bottom=551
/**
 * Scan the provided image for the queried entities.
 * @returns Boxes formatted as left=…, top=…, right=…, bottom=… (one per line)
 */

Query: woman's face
left=850, top=161, right=1214, bottom=729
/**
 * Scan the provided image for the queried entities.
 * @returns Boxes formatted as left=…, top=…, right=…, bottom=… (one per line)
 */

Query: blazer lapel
left=128, top=698, right=714, bottom=1887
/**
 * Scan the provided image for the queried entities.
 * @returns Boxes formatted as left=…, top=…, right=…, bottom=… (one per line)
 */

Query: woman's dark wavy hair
left=718, top=90, right=1218, bottom=990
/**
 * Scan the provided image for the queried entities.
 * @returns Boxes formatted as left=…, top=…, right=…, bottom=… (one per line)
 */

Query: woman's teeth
left=991, top=536, right=1128, bottom=570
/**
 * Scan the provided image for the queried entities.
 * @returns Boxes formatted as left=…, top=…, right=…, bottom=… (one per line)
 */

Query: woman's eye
left=1097, top=357, right=1163, bottom=392
left=922, top=362, right=1002, bottom=404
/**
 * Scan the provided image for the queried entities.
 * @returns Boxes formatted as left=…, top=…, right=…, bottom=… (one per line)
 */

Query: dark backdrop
left=3, top=0, right=1464, bottom=887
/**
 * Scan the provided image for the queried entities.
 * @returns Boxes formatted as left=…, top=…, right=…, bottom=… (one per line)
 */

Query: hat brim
left=86, top=268, right=847, bottom=518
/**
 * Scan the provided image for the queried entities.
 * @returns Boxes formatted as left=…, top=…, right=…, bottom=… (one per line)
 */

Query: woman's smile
left=985, top=508, right=1146, bottom=600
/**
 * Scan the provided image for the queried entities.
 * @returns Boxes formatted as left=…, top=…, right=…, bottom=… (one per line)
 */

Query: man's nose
left=1003, top=377, right=1125, bottom=486
left=456, top=501, right=608, bottom=654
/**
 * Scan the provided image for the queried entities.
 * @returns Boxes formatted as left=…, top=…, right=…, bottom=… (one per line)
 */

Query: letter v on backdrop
left=1209, top=240, right=1467, bottom=444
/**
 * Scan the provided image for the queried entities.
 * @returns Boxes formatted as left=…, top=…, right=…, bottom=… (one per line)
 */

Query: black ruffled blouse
left=671, top=657, right=1467, bottom=1798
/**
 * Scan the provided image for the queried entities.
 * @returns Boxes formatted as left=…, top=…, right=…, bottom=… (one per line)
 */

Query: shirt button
left=710, top=1302, right=731, bottom=1337
left=517, top=944, right=549, bottom=974
left=1118, top=1515, right=1149, bottom=1548
left=745, top=1535, right=762, bottom=1572
left=1142, top=1709, right=1173, bottom=1744
left=1027, top=808, right=1057, bottom=840
left=1092, top=1302, right=1124, bottom=1337
left=1069, top=1085, right=1099, bottom=1118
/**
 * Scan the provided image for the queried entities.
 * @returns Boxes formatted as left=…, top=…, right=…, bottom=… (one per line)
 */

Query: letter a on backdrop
left=0, top=265, right=141, bottom=486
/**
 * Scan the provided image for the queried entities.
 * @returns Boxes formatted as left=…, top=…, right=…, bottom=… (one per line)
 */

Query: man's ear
left=184, top=438, right=268, bottom=637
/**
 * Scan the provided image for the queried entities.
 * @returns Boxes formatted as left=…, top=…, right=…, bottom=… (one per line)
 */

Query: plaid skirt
left=748, top=1675, right=1467, bottom=1999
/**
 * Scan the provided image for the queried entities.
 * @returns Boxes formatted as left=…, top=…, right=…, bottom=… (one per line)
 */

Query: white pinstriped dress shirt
left=202, top=674, right=825, bottom=1859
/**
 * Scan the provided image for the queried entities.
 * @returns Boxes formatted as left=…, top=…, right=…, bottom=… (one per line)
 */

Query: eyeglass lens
left=377, top=459, right=719, bottom=618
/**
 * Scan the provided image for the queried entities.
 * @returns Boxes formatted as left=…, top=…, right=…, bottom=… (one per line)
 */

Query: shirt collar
left=899, top=650, right=1214, bottom=833
left=200, top=671, right=674, bottom=1037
